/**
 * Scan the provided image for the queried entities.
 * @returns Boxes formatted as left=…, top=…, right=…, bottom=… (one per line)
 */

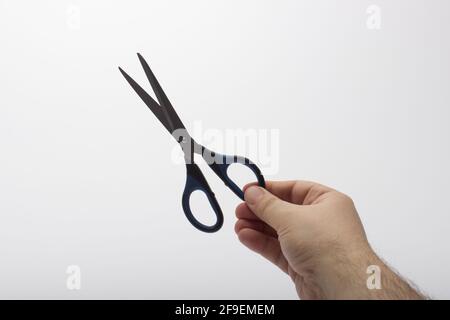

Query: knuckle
left=333, top=192, right=356, bottom=209
left=339, top=193, right=354, bottom=205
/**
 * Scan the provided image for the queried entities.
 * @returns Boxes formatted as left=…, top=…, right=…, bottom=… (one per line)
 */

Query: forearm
left=315, top=247, right=425, bottom=299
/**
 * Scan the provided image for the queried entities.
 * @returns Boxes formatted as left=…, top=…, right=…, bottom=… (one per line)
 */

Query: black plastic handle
left=181, top=163, right=224, bottom=233
left=205, top=151, right=266, bottom=200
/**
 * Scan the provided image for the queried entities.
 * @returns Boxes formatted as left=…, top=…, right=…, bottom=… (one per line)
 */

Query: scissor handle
left=181, top=163, right=224, bottom=233
left=206, top=150, right=266, bottom=200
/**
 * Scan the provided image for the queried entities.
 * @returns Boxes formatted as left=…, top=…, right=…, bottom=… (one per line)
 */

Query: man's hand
left=235, top=180, right=424, bottom=299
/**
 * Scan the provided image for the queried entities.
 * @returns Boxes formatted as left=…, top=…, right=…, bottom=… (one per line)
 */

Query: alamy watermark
left=66, top=265, right=81, bottom=290
left=366, top=5, right=382, bottom=30
left=366, top=265, right=382, bottom=290
left=66, top=4, right=81, bottom=30
left=169, top=121, right=280, bottom=175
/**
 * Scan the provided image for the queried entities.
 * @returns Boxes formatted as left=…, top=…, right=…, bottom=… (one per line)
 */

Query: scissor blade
left=137, top=54, right=168, bottom=109
left=118, top=67, right=172, bottom=133
left=137, top=53, right=186, bottom=131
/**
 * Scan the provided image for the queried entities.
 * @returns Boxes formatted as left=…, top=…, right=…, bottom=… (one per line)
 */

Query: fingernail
left=244, top=186, right=264, bottom=205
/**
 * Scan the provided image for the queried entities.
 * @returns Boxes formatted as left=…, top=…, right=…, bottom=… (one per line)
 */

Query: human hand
left=235, top=180, right=423, bottom=299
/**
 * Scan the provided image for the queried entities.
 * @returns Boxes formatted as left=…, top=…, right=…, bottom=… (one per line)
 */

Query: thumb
left=244, top=186, right=296, bottom=232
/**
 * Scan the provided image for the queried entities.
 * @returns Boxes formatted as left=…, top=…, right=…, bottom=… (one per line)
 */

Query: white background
left=1, top=0, right=450, bottom=299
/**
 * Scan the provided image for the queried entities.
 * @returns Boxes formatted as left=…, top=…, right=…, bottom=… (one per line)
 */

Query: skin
left=235, top=180, right=424, bottom=300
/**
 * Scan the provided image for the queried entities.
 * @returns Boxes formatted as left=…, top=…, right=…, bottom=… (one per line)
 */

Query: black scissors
left=119, top=54, right=265, bottom=233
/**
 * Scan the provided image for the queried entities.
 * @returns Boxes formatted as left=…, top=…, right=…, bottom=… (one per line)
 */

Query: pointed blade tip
left=118, top=67, right=130, bottom=79
left=137, top=53, right=148, bottom=65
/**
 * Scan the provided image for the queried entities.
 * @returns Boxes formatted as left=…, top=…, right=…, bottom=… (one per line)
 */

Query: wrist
left=306, top=244, right=424, bottom=299
left=309, top=243, right=380, bottom=299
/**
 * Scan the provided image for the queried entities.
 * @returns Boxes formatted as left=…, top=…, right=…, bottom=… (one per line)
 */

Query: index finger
left=243, top=180, right=334, bottom=205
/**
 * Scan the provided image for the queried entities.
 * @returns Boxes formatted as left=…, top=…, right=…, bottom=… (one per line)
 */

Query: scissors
left=119, top=53, right=265, bottom=233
